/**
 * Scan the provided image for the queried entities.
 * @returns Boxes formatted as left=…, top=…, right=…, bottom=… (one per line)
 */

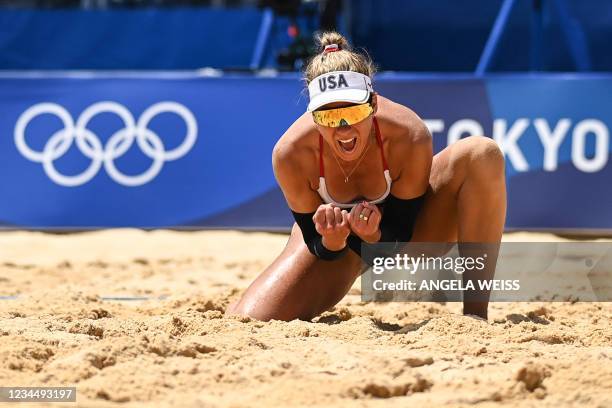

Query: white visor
left=307, top=71, right=374, bottom=112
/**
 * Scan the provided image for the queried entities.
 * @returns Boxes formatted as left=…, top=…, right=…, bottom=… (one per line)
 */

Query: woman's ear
left=371, top=93, right=378, bottom=114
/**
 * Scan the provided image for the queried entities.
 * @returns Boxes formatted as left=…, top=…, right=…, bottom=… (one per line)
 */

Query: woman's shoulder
left=377, top=96, right=430, bottom=140
left=376, top=96, right=432, bottom=194
left=376, top=96, right=432, bottom=149
left=272, top=112, right=318, bottom=174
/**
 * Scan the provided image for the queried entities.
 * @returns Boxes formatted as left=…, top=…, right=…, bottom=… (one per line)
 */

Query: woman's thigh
left=226, top=223, right=364, bottom=321
left=412, top=135, right=505, bottom=244
left=412, top=140, right=464, bottom=243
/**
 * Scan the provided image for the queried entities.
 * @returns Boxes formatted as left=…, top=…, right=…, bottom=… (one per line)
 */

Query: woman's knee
left=461, top=136, right=505, bottom=177
left=224, top=242, right=363, bottom=322
left=447, top=136, right=505, bottom=187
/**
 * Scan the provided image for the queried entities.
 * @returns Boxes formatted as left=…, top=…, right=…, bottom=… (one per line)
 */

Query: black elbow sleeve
left=379, top=193, right=426, bottom=243
left=347, top=193, right=425, bottom=259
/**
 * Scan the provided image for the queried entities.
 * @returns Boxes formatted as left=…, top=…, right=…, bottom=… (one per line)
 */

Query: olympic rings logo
left=14, top=101, right=198, bottom=187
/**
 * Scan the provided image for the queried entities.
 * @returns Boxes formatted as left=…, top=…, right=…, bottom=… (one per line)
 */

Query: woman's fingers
left=360, top=207, right=372, bottom=221
left=313, top=205, right=331, bottom=232
left=362, top=201, right=381, bottom=216
left=361, top=202, right=381, bottom=227
left=316, top=202, right=381, bottom=237
left=340, top=209, right=349, bottom=228
left=325, top=206, right=335, bottom=228
left=313, top=207, right=325, bottom=227
left=333, top=206, right=343, bottom=226
left=349, top=203, right=363, bottom=225
left=313, top=204, right=350, bottom=235
left=345, top=202, right=382, bottom=237
left=368, top=209, right=381, bottom=228
left=354, top=202, right=374, bottom=225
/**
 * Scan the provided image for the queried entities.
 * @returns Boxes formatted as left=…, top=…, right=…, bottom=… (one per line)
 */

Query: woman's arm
left=271, top=141, right=320, bottom=213
left=378, top=121, right=432, bottom=242
left=272, top=140, right=351, bottom=260
left=389, top=120, right=433, bottom=200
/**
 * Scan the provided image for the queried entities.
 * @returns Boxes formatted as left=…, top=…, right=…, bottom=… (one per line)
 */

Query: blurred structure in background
left=259, top=0, right=342, bottom=70
left=0, top=0, right=611, bottom=72
left=348, top=0, right=612, bottom=72
left=0, top=1, right=259, bottom=7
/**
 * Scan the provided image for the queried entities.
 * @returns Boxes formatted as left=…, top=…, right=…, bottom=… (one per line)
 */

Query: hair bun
left=317, top=31, right=350, bottom=53
left=304, top=30, right=375, bottom=83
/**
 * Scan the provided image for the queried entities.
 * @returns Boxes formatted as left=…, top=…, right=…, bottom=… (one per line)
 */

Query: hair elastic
left=323, top=44, right=340, bottom=53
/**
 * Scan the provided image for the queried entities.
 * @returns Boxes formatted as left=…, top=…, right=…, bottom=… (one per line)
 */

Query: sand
left=0, top=229, right=611, bottom=407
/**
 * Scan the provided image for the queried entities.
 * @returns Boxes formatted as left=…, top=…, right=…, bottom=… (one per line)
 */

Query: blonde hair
left=304, top=31, right=376, bottom=84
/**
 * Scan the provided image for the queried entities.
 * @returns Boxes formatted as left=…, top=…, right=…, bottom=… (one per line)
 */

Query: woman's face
left=314, top=94, right=377, bottom=162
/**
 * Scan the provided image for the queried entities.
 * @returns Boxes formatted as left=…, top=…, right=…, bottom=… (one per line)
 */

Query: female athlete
left=227, top=32, right=506, bottom=321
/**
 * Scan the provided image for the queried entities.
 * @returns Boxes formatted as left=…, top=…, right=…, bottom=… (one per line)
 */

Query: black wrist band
left=291, top=210, right=348, bottom=261
left=313, top=237, right=348, bottom=260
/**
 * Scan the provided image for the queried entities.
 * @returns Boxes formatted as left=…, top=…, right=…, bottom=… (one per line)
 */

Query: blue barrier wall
left=0, top=9, right=263, bottom=69
left=0, top=72, right=611, bottom=232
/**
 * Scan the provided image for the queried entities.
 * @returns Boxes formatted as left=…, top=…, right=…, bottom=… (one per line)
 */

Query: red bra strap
left=318, top=133, right=325, bottom=177
left=373, top=117, right=389, bottom=171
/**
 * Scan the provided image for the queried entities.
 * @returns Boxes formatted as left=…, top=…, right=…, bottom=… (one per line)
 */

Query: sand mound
left=0, top=230, right=610, bottom=407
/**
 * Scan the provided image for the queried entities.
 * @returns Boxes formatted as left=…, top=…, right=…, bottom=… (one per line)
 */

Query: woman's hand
left=313, top=204, right=351, bottom=251
left=348, top=201, right=382, bottom=243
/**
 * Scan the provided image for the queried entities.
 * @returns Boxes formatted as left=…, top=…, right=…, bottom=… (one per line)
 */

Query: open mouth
left=337, top=137, right=357, bottom=153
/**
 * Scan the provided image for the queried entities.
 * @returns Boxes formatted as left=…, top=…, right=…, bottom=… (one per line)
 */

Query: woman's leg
left=228, top=135, right=506, bottom=321
left=412, top=136, right=507, bottom=318
left=225, top=222, right=365, bottom=321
